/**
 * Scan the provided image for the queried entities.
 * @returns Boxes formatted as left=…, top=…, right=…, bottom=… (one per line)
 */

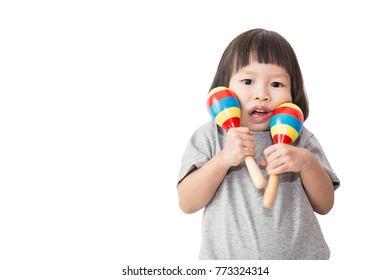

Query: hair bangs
left=232, top=31, right=293, bottom=76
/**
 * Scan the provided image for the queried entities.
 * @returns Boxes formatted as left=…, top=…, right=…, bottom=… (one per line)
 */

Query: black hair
left=209, top=28, right=309, bottom=119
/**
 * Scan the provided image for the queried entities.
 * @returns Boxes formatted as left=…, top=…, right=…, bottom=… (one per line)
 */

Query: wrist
left=215, top=151, right=234, bottom=171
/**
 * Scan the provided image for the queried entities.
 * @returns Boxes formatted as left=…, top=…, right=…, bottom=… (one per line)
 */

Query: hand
left=220, top=127, right=256, bottom=167
left=260, top=143, right=310, bottom=175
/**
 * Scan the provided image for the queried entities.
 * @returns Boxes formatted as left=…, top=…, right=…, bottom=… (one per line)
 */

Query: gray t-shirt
left=178, top=121, right=340, bottom=260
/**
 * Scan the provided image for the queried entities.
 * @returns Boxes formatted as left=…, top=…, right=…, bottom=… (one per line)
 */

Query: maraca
left=207, top=86, right=266, bottom=189
left=262, top=102, right=304, bottom=208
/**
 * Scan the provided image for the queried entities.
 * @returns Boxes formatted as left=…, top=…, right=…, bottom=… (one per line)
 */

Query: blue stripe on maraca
left=208, top=96, right=240, bottom=119
left=270, top=113, right=303, bottom=134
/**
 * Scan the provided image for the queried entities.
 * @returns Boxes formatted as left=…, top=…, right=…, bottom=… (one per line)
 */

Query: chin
left=250, top=124, right=269, bottom=132
left=252, top=121, right=270, bottom=131
left=241, top=119, right=270, bottom=131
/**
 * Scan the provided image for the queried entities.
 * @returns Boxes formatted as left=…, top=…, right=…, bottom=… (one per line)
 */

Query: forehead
left=233, top=53, right=289, bottom=76
left=235, top=61, right=290, bottom=79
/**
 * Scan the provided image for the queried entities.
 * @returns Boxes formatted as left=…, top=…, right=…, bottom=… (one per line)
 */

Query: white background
left=1, top=0, right=389, bottom=279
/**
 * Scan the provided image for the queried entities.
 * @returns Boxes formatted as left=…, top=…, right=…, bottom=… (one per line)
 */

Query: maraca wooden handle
left=244, top=156, right=266, bottom=189
left=263, top=174, right=279, bottom=208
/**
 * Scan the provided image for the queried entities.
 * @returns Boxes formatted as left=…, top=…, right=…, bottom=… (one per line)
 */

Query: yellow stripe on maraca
left=276, top=102, right=301, bottom=111
left=215, top=107, right=241, bottom=127
left=271, top=124, right=299, bottom=142
left=207, top=86, right=229, bottom=99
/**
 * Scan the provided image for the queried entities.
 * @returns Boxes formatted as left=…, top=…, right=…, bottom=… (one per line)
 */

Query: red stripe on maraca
left=207, top=88, right=236, bottom=109
left=273, top=106, right=304, bottom=122
left=222, top=117, right=240, bottom=130
left=272, top=134, right=293, bottom=144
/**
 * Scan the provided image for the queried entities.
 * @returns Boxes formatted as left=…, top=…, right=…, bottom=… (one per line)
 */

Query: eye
left=242, top=79, right=254, bottom=85
left=270, top=82, right=282, bottom=88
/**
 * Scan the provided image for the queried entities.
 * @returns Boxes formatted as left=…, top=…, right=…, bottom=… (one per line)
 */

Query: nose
left=253, top=87, right=270, bottom=101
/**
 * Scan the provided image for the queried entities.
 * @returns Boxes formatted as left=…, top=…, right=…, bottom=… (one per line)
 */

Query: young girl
left=177, top=28, right=340, bottom=260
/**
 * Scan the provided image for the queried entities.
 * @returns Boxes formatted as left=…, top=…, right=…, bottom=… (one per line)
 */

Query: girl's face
left=228, top=62, right=292, bottom=131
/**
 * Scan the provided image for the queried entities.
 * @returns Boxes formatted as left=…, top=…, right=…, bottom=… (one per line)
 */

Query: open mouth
left=249, top=106, right=272, bottom=122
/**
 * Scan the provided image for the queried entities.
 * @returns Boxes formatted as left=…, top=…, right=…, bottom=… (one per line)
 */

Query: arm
left=178, top=127, right=256, bottom=214
left=262, top=144, right=334, bottom=214
left=299, top=150, right=334, bottom=214
left=178, top=152, right=230, bottom=214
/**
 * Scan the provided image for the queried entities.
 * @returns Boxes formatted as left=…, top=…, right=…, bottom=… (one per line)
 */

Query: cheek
left=229, top=89, right=246, bottom=105
left=279, top=91, right=293, bottom=103
left=236, top=96, right=250, bottom=109
left=286, top=87, right=293, bottom=100
left=228, top=84, right=240, bottom=96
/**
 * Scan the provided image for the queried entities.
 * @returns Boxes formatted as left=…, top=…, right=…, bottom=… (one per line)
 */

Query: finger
left=227, top=128, right=253, bottom=141
left=263, top=144, right=277, bottom=158
left=241, top=140, right=256, bottom=149
left=266, top=161, right=287, bottom=175
left=264, top=148, right=281, bottom=164
left=231, top=127, right=251, bottom=134
left=239, top=133, right=254, bottom=141
left=266, top=156, right=284, bottom=170
left=259, top=159, right=267, bottom=166
left=242, top=147, right=256, bottom=157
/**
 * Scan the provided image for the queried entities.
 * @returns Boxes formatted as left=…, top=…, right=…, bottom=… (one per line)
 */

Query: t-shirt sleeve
left=177, top=124, right=214, bottom=185
left=304, top=133, right=340, bottom=190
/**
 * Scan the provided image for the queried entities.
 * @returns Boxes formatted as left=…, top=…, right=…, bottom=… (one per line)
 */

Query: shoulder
left=186, top=121, right=219, bottom=148
left=196, top=121, right=218, bottom=133
left=296, top=126, right=324, bottom=151
left=297, top=126, right=315, bottom=144
left=298, top=126, right=340, bottom=189
left=297, top=126, right=327, bottom=157
left=191, top=121, right=222, bottom=141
